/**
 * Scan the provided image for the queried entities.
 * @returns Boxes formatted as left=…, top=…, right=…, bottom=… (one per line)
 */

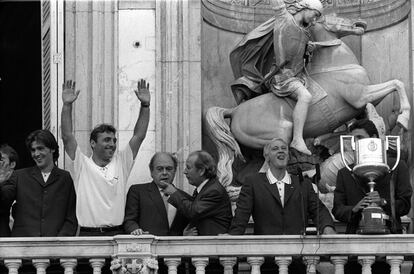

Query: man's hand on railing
left=322, top=226, right=336, bottom=235
left=183, top=225, right=198, bottom=236
left=130, top=228, right=149, bottom=236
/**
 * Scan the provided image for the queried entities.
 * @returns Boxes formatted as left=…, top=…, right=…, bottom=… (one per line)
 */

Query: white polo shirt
left=69, top=146, right=134, bottom=227
left=266, top=169, right=291, bottom=207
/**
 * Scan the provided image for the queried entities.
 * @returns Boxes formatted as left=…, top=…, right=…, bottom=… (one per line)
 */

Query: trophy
left=340, top=135, right=400, bottom=234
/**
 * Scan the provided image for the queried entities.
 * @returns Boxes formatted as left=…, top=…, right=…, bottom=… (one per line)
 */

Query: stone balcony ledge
left=1, top=235, right=414, bottom=273
left=1, top=234, right=414, bottom=258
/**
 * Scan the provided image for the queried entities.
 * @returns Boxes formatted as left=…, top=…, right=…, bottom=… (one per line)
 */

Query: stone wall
left=65, top=0, right=202, bottom=191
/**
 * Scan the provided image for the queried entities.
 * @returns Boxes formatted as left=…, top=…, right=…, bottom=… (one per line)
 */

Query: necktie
left=192, top=189, right=198, bottom=198
left=162, top=194, right=169, bottom=212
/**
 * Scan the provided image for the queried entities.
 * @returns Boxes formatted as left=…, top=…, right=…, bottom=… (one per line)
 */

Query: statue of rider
left=229, top=0, right=324, bottom=156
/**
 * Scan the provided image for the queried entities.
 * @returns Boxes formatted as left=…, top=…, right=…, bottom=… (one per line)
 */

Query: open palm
left=62, top=80, right=80, bottom=104
left=134, top=79, right=150, bottom=104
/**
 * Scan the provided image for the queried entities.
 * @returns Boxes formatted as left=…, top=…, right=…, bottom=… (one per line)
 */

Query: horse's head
left=311, top=14, right=367, bottom=41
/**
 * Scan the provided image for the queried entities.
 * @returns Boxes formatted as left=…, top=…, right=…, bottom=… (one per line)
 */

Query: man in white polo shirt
left=61, top=79, right=150, bottom=236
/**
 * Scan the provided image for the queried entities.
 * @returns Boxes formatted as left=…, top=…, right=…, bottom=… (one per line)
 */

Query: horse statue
left=205, top=14, right=411, bottom=192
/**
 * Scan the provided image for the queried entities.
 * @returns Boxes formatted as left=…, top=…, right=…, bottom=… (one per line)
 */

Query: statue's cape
left=229, top=14, right=327, bottom=105
left=229, top=17, right=277, bottom=96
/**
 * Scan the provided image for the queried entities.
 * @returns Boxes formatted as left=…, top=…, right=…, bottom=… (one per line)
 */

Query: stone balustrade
left=0, top=235, right=413, bottom=274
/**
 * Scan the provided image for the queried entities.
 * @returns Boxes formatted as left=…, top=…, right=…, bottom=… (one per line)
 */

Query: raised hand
left=134, top=79, right=151, bottom=106
left=162, top=184, right=177, bottom=196
left=62, top=80, right=80, bottom=105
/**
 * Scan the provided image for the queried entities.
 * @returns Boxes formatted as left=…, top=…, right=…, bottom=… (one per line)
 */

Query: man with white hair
left=230, top=137, right=334, bottom=235
left=230, top=0, right=324, bottom=156
left=229, top=137, right=334, bottom=272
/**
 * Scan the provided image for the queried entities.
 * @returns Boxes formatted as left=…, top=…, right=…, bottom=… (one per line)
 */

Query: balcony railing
left=1, top=235, right=414, bottom=274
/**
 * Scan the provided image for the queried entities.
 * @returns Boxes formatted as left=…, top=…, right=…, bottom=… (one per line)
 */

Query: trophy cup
left=340, top=135, right=400, bottom=234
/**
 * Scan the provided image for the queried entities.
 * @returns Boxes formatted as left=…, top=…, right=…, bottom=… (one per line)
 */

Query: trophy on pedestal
left=340, top=135, right=400, bottom=234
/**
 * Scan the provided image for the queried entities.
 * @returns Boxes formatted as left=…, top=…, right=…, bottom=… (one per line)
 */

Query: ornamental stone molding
left=201, top=0, right=410, bottom=33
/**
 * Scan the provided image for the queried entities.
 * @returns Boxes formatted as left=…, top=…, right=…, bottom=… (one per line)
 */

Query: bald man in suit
left=124, top=152, right=188, bottom=236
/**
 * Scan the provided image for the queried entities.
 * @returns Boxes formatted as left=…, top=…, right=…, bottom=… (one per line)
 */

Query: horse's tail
left=205, top=106, right=244, bottom=189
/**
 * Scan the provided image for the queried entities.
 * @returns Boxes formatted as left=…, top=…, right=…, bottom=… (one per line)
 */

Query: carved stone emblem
left=126, top=243, right=143, bottom=252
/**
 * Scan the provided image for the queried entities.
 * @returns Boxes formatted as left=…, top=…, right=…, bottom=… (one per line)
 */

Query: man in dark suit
left=229, top=138, right=335, bottom=235
left=124, top=152, right=188, bottom=236
left=163, top=150, right=232, bottom=235
left=333, top=119, right=412, bottom=274
left=0, top=144, right=19, bottom=237
left=0, top=130, right=77, bottom=237
left=229, top=138, right=335, bottom=273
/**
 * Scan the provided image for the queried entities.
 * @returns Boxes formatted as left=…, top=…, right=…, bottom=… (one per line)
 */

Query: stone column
left=358, top=256, right=375, bottom=274
left=303, top=256, right=320, bottom=274
left=64, top=0, right=118, bottom=157
left=3, top=259, right=22, bottom=274
left=165, top=258, right=182, bottom=274
left=386, top=256, right=404, bottom=274
left=410, top=0, right=414, bottom=223
left=89, top=258, right=106, bottom=274
left=32, top=259, right=50, bottom=274
left=192, top=257, right=209, bottom=274
left=219, top=257, right=237, bottom=274
left=247, top=257, right=264, bottom=274
left=155, top=0, right=202, bottom=192
left=274, top=256, right=292, bottom=274
left=60, top=259, right=77, bottom=274
left=331, top=256, right=348, bottom=274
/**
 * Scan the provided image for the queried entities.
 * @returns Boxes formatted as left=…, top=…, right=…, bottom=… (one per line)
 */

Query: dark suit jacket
left=124, top=182, right=188, bottom=236
left=332, top=159, right=412, bottom=234
left=0, top=185, right=11, bottom=237
left=168, top=178, right=232, bottom=235
left=229, top=173, right=334, bottom=235
left=0, top=166, right=77, bottom=237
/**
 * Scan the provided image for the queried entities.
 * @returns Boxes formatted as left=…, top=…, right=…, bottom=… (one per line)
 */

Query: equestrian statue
left=204, top=0, right=411, bottom=196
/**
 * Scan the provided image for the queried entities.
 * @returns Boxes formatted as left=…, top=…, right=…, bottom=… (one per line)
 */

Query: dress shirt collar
left=266, top=169, right=291, bottom=185
left=197, top=179, right=209, bottom=193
